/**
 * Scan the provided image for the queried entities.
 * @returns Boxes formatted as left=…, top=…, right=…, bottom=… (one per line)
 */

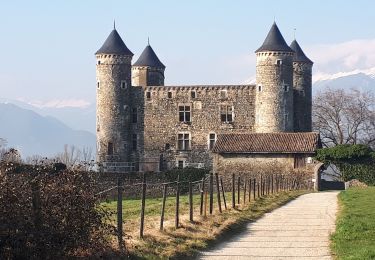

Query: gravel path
left=199, top=191, right=339, bottom=260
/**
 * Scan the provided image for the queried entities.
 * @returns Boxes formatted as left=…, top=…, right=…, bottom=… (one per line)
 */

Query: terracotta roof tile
left=213, top=132, right=321, bottom=154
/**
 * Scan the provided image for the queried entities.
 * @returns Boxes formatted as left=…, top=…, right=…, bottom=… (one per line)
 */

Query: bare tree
left=55, top=144, right=82, bottom=169
left=313, top=88, right=375, bottom=148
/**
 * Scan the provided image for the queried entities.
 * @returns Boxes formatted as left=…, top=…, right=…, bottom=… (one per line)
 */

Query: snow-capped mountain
left=313, top=67, right=375, bottom=93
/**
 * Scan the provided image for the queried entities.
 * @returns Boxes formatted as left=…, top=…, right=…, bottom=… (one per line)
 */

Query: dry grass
left=102, top=190, right=309, bottom=259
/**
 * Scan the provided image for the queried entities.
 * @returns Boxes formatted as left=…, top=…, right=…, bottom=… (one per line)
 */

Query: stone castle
left=95, top=22, right=314, bottom=172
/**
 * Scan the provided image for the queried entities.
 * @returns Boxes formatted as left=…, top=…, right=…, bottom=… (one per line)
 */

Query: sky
left=0, top=0, right=375, bottom=107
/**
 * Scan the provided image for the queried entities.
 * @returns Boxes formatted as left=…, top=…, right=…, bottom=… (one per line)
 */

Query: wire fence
left=97, top=171, right=313, bottom=249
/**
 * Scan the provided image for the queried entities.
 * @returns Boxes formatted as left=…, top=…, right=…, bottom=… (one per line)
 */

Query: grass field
left=331, top=187, right=375, bottom=260
left=101, top=190, right=308, bottom=259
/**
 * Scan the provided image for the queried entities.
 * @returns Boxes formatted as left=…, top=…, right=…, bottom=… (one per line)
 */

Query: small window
left=177, top=160, right=184, bottom=169
left=191, top=90, right=196, bottom=99
left=220, top=90, right=228, bottom=99
left=177, top=133, right=190, bottom=150
left=97, top=60, right=101, bottom=65
left=146, top=91, right=151, bottom=99
left=132, top=134, right=137, bottom=151
left=121, top=80, right=127, bottom=89
left=220, top=105, right=233, bottom=123
left=168, top=91, right=172, bottom=99
left=96, top=116, right=100, bottom=132
left=284, top=84, right=289, bottom=92
left=258, top=85, right=262, bottom=92
left=208, top=133, right=216, bottom=150
left=276, top=59, right=282, bottom=66
left=107, top=142, right=114, bottom=156
left=165, top=143, right=170, bottom=150
left=97, top=82, right=100, bottom=89
left=132, top=108, right=137, bottom=123
left=179, top=105, right=191, bottom=122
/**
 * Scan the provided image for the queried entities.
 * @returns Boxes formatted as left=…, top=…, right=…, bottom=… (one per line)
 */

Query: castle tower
left=254, top=22, right=295, bottom=133
left=290, top=40, right=313, bottom=132
left=96, top=26, right=133, bottom=164
left=132, top=42, right=165, bottom=86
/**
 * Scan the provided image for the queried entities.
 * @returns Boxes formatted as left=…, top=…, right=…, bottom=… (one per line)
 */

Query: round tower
left=290, top=40, right=313, bottom=132
left=96, top=25, right=133, bottom=164
left=254, top=22, right=295, bottom=133
left=132, top=41, right=165, bottom=86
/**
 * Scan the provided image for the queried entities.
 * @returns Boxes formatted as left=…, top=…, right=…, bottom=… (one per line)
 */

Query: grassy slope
left=102, top=190, right=308, bottom=259
left=331, top=187, right=375, bottom=260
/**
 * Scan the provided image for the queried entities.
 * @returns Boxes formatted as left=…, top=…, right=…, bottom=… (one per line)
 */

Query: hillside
left=0, top=103, right=95, bottom=158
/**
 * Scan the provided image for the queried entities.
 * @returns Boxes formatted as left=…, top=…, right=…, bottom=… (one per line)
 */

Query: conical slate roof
left=290, top=40, right=313, bottom=64
left=256, top=22, right=294, bottom=53
left=96, top=29, right=133, bottom=55
left=133, top=44, right=165, bottom=69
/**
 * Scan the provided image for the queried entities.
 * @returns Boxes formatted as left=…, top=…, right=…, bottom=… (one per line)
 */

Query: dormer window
left=276, top=59, right=282, bottom=66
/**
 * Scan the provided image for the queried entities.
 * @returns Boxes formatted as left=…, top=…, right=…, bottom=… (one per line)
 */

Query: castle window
left=221, top=105, right=233, bottom=123
left=258, top=85, right=262, bottom=92
left=177, top=160, right=185, bottom=169
left=191, top=90, right=196, bottom=99
left=121, top=80, right=127, bottom=89
left=97, top=60, right=101, bottom=65
left=146, top=91, right=151, bottom=100
left=165, top=143, right=170, bottom=150
left=107, top=142, right=114, bottom=156
left=96, top=116, right=100, bottom=132
left=208, top=133, right=216, bottom=150
left=132, top=134, right=137, bottom=151
left=179, top=105, right=191, bottom=122
left=132, top=108, right=137, bottom=123
left=97, top=81, right=100, bottom=89
left=177, top=133, right=190, bottom=150
left=284, top=84, right=289, bottom=92
left=276, top=59, right=282, bottom=66
left=168, top=91, right=172, bottom=99
left=220, top=90, right=228, bottom=99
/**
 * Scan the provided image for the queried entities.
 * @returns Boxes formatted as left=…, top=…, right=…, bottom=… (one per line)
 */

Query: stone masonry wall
left=96, top=54, right=133, bottom=163
left=131, top=85, right=256, bottom=170
left=255, top=51, right=294, bottom=133
left=293, top=62, right=312, bottom=132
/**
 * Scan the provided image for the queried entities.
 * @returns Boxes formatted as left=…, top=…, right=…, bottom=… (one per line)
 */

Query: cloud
left=16, top=98, right=91, bottom=109
left=305, top=38, right=375, bottom=80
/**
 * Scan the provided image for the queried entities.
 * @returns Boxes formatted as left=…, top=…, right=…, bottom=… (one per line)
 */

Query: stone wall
left=213, top=153, right=316, bottom=182
left=293, top=62, right=312, bottom=132
left=255, top=51, right=294, bottom=133
left=96, top=54, right=133, bottom=163
left=131, top=85, right=256, bottom=170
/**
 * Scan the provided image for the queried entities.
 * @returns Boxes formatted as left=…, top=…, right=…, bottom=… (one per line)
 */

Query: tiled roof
left=290, top=40, right=313, bottom=64
left=213, top=132, right=321, bottom=154
left=96, top=29, right=133, bottom=55
left=256, top=22, right=294, bottom=53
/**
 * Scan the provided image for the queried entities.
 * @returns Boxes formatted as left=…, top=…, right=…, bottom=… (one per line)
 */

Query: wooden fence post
left=200, top=177, right=205, bottom=215
left=237, top=176, right=241, bottom=204
left=160, top=184, right=167, bottom=230
left=249, top=178, right=251, bottom=203
left=175, top=175, right=180, bottom=228
left=220, top=178, right=227, bottom=210
left=244, top=177, right=247, bottom=204
left=257, top=178, right=260, bottom=198
left=140, top=174, right=146, bottom=238
left=232, top=173, right=235, bottom=208
left=214, top=173, right=222, bottom=213
left=253, top=178, right=256, bottom=200
left=209, top=172, right=214, bottom=215
left=116, top=178, right=124, bottom=249
left=189, top=181, right=193, bottom=222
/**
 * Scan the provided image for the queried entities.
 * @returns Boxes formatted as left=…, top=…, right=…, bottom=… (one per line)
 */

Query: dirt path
left=199, top=191, right=339, bottom=260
